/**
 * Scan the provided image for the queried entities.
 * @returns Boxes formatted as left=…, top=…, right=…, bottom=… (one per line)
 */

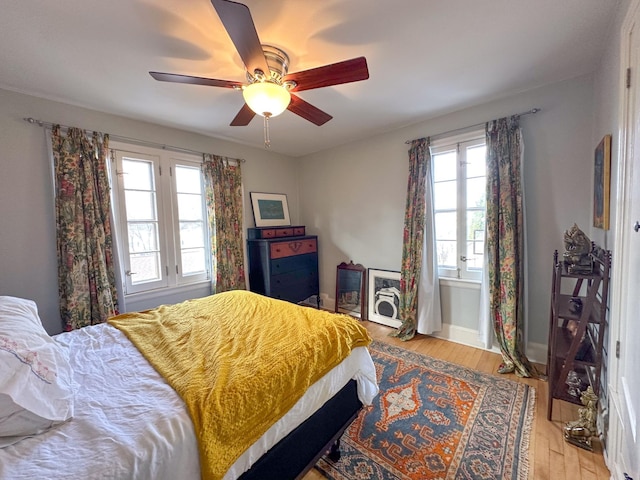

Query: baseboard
left=431, top=323, right=548, bottom=366
left=525, top=341, right=548, bottom=366
left=316, top=292, right=550, bottom=366
left=431, top=323, right=487, bottom=350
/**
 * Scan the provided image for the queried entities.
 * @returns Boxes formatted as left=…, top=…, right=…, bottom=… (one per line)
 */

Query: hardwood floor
left=304, top=320, right=611, bottom=480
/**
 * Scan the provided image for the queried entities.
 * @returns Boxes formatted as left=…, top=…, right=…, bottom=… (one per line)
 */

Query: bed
left=0, top=291, right=378, bottom=479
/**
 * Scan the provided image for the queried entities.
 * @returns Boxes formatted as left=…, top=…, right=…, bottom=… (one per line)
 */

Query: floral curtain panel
left=202, top=154, right=246, bottom=293
left=394, top=138, right=441, bottom=340
left=485, top=116, right=535, bottom=377
left=51, top=125, right=118, bottom=331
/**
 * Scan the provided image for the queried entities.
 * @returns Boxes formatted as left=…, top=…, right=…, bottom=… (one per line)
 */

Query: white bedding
left=0, top=323, right=378, bottom=480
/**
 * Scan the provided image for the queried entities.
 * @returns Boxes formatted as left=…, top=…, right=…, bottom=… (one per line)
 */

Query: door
left=613, top=3, right=640, bottom=477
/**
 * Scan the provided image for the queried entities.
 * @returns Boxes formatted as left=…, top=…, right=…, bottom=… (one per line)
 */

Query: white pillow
left=0, top=296, right=74, bottom=447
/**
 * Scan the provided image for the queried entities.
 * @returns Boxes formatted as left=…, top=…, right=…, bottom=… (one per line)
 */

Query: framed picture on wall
left=367, top=269, right=402, bottom=328
left=250, top=192, right=291, bottom=227
left=593, top=134, right=611, bottom=230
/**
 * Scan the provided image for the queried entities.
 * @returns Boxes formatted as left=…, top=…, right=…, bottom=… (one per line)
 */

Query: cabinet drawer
left=248, top=226, right=306, bottom=239
left=275, top=228, right=294, bottom=237
left=260, top=229, right=276, bottom=238
left=271, top=253, right=317, bottom=275
left=270, top=271, right=319, bottom=300
left=270, top=238, right=317, bottom=259
left=271, top=283, right=319, bottom=303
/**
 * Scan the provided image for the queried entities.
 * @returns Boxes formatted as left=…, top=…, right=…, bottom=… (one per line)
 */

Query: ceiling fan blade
left=230, top=103, right=256, bottom=126
left=210, top=0, right=270, bottom=76
left=149, top=71, right=242, bottom=89
left=284, top=57, right=369, bottom=92
left=287, top=94, right=332, bottom=126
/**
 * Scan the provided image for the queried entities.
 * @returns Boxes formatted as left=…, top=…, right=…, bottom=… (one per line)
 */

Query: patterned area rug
left=316, top=341, right=535, bottom=480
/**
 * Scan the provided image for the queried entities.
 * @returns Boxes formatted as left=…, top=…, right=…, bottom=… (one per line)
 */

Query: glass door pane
left=122, top=157, right=162, bottom=285
left=175, top=165, right=207, bottom=278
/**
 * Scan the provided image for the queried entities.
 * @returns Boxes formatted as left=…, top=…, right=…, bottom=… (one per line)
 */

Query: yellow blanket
left=108, top=290, right=371, bottom=480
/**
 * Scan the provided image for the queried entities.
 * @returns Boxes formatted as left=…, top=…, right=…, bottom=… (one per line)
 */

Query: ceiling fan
left=149, top=0, right=369, bottom=144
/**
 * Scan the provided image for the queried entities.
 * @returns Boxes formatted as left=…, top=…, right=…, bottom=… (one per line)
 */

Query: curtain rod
left=23, top=117, right=246, bottom=163
left=404, top=108, right=541, bottom=145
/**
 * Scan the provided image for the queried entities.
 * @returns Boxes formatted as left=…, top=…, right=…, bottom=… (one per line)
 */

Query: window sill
left=124, top=281, right=212, bottom=302
left=438, top=277, right=481, bottom=290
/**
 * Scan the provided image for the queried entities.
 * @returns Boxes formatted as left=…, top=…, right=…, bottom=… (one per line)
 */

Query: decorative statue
left=564, top=386, right=598, bottom=450
left=565, top=370, right=583, bottom=398
left=563, top=224, right=593, bottom=274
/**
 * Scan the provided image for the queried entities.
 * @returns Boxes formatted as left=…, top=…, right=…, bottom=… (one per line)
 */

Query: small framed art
left=250, top=192, right=291, bottom=227
left=367, top=269, right=402, bottom=328
left=593, top=134, right=611, bottom=230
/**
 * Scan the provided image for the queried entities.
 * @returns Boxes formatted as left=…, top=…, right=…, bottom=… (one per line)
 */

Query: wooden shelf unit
left=546, top=245, right=611, bottom=420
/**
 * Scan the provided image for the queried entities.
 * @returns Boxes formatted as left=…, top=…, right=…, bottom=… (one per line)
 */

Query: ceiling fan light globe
left=243, top=82, right=291, bottom=117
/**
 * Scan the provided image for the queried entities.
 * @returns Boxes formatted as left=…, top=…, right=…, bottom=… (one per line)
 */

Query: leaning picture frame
left=250, top=192, right=291, bottom=227
left=593, top=134, right=611, bottom=230
left=367, top=269, right=402, bottom=328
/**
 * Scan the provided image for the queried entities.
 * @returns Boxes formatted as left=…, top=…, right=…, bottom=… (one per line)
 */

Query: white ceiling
left=1, top=0, right=619, bottom=157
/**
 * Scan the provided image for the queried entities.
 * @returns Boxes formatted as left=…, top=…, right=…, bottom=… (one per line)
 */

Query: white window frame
left=431, top=130, right=486, bottom=282
left=110, top=142, right=210, bottom=295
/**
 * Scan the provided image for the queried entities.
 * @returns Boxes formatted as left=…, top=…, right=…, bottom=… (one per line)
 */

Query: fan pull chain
left=263, top=114, right=271, bottom=148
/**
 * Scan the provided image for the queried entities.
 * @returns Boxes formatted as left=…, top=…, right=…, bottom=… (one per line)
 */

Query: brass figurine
left=563, top=386, right=598, bottom=451
left=563, top=224, right=593, bottom=274
left=565, top=370, right=583, bottom=398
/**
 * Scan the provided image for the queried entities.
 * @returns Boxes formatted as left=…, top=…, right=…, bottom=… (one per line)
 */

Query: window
left=111, top=143, right=210, bottom=295
left=431, top=132, right=486, bottom=281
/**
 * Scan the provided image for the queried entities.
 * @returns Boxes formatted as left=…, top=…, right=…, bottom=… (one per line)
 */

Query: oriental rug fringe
left=316, top=340, right=535, bottom=480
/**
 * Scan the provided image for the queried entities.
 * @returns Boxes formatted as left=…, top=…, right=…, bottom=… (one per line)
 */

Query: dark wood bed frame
left=239, top=379, right=362, bottom=479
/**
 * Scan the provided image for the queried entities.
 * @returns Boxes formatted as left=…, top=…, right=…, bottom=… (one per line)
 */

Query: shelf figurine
left=563, top=386, right=598, bottom=451
left=563, top=224, right=593, bottom=274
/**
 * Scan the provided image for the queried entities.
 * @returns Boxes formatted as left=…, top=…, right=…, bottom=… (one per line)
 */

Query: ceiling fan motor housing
left=247, top=45, right=290, bottom=86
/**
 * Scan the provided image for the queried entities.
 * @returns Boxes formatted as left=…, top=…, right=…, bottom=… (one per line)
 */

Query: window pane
left=177, top=193, right=203, bottom=221
left=436, top=240, right=456, bottom=268
left=466, top=241, right=484, bottom=269
left=181, top=248, right=206, bottom=275
left=466, top=145, right=486, bottom=178
left=125, top=191, right=156, bottom=220
left=435, top=211, right=456, bottom=240
left=179, top=222, right=204, bottom=249
left=466, top=177, right=486, bottom=208
left=127, top=222, right=159, bottom=253
left=175, top=166, right=202, bottom=194
left=466, top=211, right=485, bottom=269
left=122, top=159, right=153, bottom=190
left=175, top=164, right=207, bottom=281
left=467, top=210, right=486, bottom=241
left=130, top=252, right=161, bottom=283
left=434, top=180, right=456, bottom=210
left=433, top=151, right=456, bottom=182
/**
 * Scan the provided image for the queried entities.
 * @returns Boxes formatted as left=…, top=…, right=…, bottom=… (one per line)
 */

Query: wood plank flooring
left=304, top=320, right=611, bottom=480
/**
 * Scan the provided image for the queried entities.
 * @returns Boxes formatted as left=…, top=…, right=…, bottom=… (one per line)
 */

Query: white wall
left=298, top=75, right=596, bottom=349
left=0, top=88, right=298, bottom=335
left=591, top=0, right=630, bottom=249
left=589, top=0, right=632, bottom=460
